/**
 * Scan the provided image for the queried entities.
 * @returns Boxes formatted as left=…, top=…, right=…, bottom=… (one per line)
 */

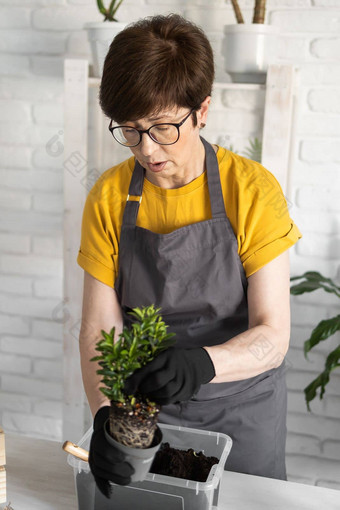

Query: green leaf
left=156, top=338, right=176, bottom=350
left=242, top=137, right=262, bottom=163
left=290, top=272, right=340, bottom=298
left=129, top=337, right=139, bottom=358
left=110, top=0, right=124, bottom=20
left=304, top=345, right=340, bottom=410
left=97, top=369, right=115, bottom=376
left=95, top=0, right=125, bottom=22
left=291, top=271, right=337, bottom=285
left=90, top=355, right=102, bottom=362
left=326, top=344, right=340, bottom=368
left=96, top=0, right=107, bottom=16
left=304, top=373, right=328, bottom=411
left=101, top=329, right=114, bottom=342
left=304, top=315, right=340, bottom=356
left=290, top=280, right=327, bottom=294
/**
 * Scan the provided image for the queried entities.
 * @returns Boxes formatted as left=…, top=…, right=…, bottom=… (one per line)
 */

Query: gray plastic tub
left=67, top=423, right=232, bottom=510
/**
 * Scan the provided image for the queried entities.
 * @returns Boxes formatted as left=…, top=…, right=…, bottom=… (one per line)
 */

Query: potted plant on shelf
left=290, top=271, right=340, bottom=411
left=90, top=304, right=176, bottom=481
left=85, top=1, right=127, bottom=78
left=223, top=0, right=280, bottom=83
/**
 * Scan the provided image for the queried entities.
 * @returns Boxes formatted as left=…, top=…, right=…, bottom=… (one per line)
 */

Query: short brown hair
left=99, top=14, right=214, bottom=125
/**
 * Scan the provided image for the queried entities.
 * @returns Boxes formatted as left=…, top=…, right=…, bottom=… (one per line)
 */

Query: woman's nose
left=138, top=132, right=158, bottom=156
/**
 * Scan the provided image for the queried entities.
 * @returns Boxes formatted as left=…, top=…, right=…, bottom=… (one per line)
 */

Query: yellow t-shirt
left=77, top=146, right=302, bottom=287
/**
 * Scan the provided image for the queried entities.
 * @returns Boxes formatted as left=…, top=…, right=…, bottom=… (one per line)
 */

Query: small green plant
left=243, top=137, right=262, bottom=163
left=96, top=0, right=125, bottom=22
left=225, top=143, right=238, bottom=154
left=226, top=137, right=262, bottom=162
left=290, top=272, right=340, bottom=410
left=91, top=305, right=176, bottom=406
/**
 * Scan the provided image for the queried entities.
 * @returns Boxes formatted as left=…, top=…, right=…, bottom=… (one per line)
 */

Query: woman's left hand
left=124, top=347, right=215, bottom=405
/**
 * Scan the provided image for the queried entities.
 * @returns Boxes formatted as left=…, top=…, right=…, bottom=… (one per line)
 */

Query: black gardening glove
left=88, top=406, right=135, bottom=498
left=124, top=347, right=215, bottom=406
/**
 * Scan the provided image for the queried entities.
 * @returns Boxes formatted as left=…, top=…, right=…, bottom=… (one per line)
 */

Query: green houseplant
left=89, top=305, right=224, bottom=485
left=223, top=0, right=279, bottom=83
left=85, top=1, right=127, bottom=77
left=290, top=272, right=340, bottom=411
left=243, top=137, right=262, bottom=163
left=225, top=137, right=262, bottom=163
left=91, top=305, right=176, bottom=449
left=96, top=0, right=124, bottom=21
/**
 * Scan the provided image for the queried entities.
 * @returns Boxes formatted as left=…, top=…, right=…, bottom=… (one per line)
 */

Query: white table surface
left=221, top=471, right=339, bottom=510
left=1, top=433, right=339, bottom=510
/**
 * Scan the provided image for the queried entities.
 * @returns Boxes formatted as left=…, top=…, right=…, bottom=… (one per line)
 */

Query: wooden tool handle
left=62, top=441, right=89, bottom=462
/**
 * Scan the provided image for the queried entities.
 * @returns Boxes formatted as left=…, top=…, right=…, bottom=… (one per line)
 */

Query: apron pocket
left=160, top=372, right=287, bottom=480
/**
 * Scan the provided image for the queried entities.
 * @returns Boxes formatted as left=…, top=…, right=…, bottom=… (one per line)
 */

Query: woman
left=77, top=14, right=302, bottom=497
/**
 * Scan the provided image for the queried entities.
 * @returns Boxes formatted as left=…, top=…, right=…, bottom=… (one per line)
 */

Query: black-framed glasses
left=108, top=109, right=195, bottom=147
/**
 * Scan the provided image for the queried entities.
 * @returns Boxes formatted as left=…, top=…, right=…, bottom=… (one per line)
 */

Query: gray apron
left=114, top=137, right=287, bottom=480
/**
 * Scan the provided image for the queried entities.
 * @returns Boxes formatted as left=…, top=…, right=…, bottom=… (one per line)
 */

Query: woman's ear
left=197, top=96, right=211, bottom=128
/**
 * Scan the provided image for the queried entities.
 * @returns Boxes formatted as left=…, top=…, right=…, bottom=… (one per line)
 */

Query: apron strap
left=122, top=136, right=227, bottom=227
left=122, top=160, right=144, bottom=227
left=200, top=136, right=227, bottom=219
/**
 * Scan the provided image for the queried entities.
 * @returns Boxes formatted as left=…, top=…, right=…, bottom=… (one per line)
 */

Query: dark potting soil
left=150, top=442, right=219, bottom=482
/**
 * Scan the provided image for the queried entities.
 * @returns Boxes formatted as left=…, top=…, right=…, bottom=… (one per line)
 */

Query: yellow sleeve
left=225, top=153, right=302, bottom=277
left=243, top=221, right=301, bottom=277
left=77, top=174, right=119, bottom=288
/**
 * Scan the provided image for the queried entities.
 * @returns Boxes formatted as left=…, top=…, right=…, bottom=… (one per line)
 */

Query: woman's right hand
left=88, top=406, right=135, bottom=498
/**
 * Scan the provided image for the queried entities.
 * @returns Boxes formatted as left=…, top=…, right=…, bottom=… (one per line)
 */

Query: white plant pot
left=206, top=31, right=230, bottom=83
left=222, top=24, right=280, bottom=84
left=85, top=22, right=127, bottom=78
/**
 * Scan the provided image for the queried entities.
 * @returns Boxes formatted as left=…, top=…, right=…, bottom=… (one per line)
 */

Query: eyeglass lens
left=113, top=124, right=179, bottom=147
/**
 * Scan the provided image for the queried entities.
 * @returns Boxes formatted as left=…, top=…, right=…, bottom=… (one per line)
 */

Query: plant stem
left=230, top=0, right=245, bottom=24
left=110, top=0, right=124, bottom=20
left=253, top=0, right=266, bottom=23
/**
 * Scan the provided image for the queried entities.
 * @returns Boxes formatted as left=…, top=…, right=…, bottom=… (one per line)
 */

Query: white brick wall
left=0, top=0, right=339, bottom=491
left=0, top=7, right=31, bottom=29
left=276, top=2, right=340, bottom=490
